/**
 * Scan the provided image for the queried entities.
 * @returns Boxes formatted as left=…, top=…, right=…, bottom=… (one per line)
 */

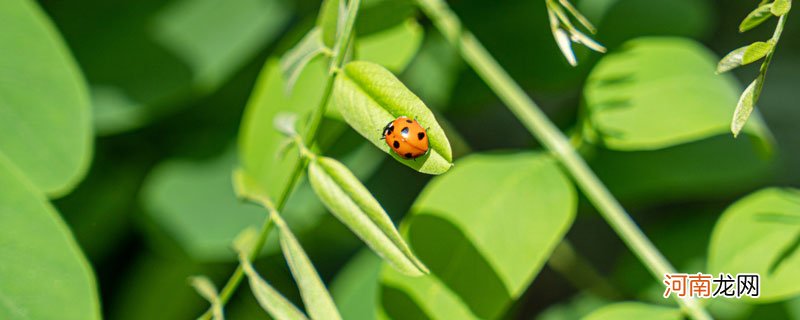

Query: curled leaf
left=740, top=4, right=774, bottom=32
left=190, top=276, right=225, bottom=320
left=731, top=79, right=760, bottom=137
left=317, top=0, right=345, bottom=48
left=332, top=61, right=453, bottom=174
left=280, top=28, right=326, bottom=94
left=274, top=112, right=299, bottom=137
left=308, top=156, right=428, bottom=275
left=273, top=214, right=342, bottom=320
left=239, top=252, right=309, bottom=320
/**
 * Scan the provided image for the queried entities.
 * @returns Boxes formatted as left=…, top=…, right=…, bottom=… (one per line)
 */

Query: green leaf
left=331, top=250, right=382, bottom=320
left=332, top=61, right=453, bottom=174
left=717, top=46, right=748, bottom=74
left=317, top=0, right=344, bottom=48
left=591, top=135, right=774, bottom=206
left=717, top=41, right=774, bottom=73
left=583, top=302, right=681, bottom=320
left=731, top=78, right=760, bottom=138
left=772, top=0, right=792, bottom=16
left=381, top=267, right=478, bottom=319
left=0, top=0, right=92, bottom=196
left=583, top=37, right=770, bottom=150
left=281, top=28, right=327, bottom=94
left=239, top=58, right=328, bottom=198
left=190, top=276, right=225, bottom=320
left=308, top=156, right=428, bottom=275
left=0, top=156, right=100, bottom=320
left=402, top=32, right=462, bottom=110
left=743, top=41, right=775, bottom=64
left=356, top=20, right=423, bottom=72
left=239, top=249, right=309, bottom=320
left=326, top=19, right=425, bottom=120
left=142, top=146, right=266, bottom=261
left=86, top=0, right=289, bottom=134
left=740, top=4, right=774, bottom=32
left=273, top=214, right=342, bottom=320
left=538, top=293, right=610, bottom=320
left=708, top=188, right=800, bottom=302
left=381, top=152, right=576, bottom=319
left=146, top=139, right=383, bottom=262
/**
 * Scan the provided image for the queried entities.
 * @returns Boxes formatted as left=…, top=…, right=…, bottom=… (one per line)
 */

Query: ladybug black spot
left=406, top=119, right=412, bottom=123
left=417, top=132, right=425, bottom=140
left=401, top=127, right=409, bottom=137
left=393, top=141, right=400, bottom=148
left=404, top=153, right=413, bottom=159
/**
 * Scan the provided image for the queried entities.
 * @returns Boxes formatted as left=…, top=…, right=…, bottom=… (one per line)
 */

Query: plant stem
left=198, top=1, right=362, bottom=318
left=753, top=13, right=787, bottom=103
left=416, top=0, right=711, bottom=319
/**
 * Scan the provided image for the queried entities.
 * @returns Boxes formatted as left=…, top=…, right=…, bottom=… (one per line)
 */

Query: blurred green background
left=32, top=0, right=800, bottom=318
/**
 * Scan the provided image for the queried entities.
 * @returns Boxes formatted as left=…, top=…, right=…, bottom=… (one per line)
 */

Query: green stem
left=416, top=0, right=711, bottom=319
left=198, top=1, right=362, bottom=318
left=753, top=13, right=787, bottom=103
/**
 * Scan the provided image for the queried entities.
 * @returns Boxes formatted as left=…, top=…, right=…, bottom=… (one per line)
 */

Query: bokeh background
left=37, top=0, right=800, bottom=318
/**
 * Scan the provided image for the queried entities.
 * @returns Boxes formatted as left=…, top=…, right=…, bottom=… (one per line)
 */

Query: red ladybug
left=382, top=116, right=429, bottom=159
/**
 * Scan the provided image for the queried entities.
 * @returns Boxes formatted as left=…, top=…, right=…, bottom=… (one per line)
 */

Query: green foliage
left=273, top=214, right=342, bottom=320
left=720, top=0, right=790, bottom=137
left=583, top=302, right=681, bottom=320
left=0, top=1, right=98, bottom=319
left=731, top=79, right=760, bottom=138
left=318, top=0, right=344, bottom=48
left=740, top=4, right=774, bottom=32
left=239, top=58, right=328, bottom=199
left=583, top=37, right=770, bottom=150
left=330, top=251, right=382, bottom=319
left=545, top=0, right=605, bottom=66
left=333, top=61, right=453, bottom=174
left=0, top=0, right=92, bottom=196
left=281, top=28, right=327, bottom=94
left=381, top=153, right=576, bottom=319
left=190, top=276, right=225, bottom=320
left=238, top=240, right=309, bottom=320
left=9, top=0, right=800, bottom=319
left=0, top=157, right=100, bottom=320
left=308, top=156, right=428, bottom=275
left=72, top=0, right=289, bottom=134
left=717, top=41, right=775, bottom=74
left=143, top=147, right=265, bottom=261
left=772, top=0, right=792, bottom=16
left=708, top=188, right=800, bottom=303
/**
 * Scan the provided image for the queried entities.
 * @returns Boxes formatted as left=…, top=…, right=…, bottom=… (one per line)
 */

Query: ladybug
left=382, top=116, right=429, bottom=159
